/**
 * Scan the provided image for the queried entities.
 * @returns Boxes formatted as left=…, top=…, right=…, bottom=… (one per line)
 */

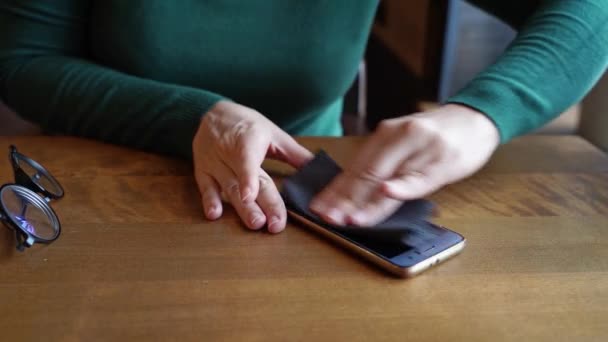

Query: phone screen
left=327, top=221, right=447, bottom=258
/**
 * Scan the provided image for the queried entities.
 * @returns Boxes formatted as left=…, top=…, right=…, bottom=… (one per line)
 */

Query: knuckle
left=358, top=166, right=384, bottom=182
left=261, top=189, right=284, bottom=211
left=376, top=119, right=394, bottom=134
left=429, top=134, right=459, bottom=161
left=267, top=203, right=286, bottom=216
left=216, top=121, right=255, bottom=154
left=233, top=120, right=256, bottom=141
left=223, top=181, right=240, bottom=197
left=346, top=165, right=383, bottom=183
left=402, top=118, right=436, bottom=135
left=258, top=173, right=274, bottom=188
left=430, top=133, right=448, bottom=150
left=240, top=167, right=257, bottom=180
left=202, top=188, right=218, bottom=202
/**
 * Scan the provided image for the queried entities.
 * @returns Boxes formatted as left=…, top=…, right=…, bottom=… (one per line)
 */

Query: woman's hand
left=193, top=101, right=313, bottom=233
left=310, top=104, right=500, bottom=226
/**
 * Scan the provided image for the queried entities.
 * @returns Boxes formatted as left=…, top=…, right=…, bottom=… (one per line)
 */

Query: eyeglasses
left=1, top=145, right=64, bottom=251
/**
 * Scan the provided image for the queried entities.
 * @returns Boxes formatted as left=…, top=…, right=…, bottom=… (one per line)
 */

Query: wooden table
left=0, top=135, right=607, bottom=341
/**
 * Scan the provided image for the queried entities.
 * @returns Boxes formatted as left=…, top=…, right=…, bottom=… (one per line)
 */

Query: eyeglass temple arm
left=14, top=230, right=33, bottom=251
left=8, top=146, right=19, bottom=172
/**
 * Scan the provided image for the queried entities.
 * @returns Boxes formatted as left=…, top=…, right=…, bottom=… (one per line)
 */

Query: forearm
left=1, top=56, right=222, bottom=158
left=449, top=0, right=608, bottom=143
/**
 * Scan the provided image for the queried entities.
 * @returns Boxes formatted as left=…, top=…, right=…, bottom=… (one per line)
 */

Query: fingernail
left=250, top=213, right=264, bottom=227
left=326, top=208, right=343, bottom=224
left=268, top=216, right=281, bottom=232
left=206, top=206, right=216, bottom=217
left=348, top=212, right=366, bottom=226
left=268, top=215, right=280, bottom=226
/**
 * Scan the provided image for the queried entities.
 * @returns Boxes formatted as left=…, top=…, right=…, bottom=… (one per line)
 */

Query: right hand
left=192, top=101, right=313, bottom=233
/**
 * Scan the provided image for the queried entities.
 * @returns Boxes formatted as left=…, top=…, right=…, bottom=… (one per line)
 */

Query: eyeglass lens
left=15, top=157, right=62, bottom=196
left=1, top=186, right=57, bottom=240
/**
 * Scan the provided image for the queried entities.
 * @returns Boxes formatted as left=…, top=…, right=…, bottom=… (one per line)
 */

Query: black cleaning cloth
left=281, top=151, right=434, bottom=241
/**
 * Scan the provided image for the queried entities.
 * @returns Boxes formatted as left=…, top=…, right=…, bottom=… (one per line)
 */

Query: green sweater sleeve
left=0, top=0, right=224, bottom=159
left=448, top=0, right=608, bottom=143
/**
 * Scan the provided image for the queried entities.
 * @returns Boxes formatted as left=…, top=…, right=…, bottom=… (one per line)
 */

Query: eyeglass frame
left=0, top=145, right=64, bottom=251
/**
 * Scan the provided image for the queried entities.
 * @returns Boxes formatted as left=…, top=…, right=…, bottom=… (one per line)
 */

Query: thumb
left=381, top=172, right=442, bottom=201
left=270, top=129, right=314, bottom=168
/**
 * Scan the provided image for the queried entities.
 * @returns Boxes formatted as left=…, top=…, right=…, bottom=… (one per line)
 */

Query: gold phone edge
left=287, top=210, right=466, bottom=278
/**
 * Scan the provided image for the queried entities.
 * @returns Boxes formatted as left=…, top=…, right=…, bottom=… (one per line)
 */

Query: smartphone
left=287, top=210, right=466, bottom=278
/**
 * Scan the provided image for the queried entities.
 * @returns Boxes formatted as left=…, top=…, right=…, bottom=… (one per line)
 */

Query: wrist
left=441, top=104, right=500, bottom=146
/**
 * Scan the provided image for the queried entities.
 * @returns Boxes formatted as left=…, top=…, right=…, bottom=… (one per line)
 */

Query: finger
left=221, top=132, right=268, bottom=203
left=311, top=174, right=402, bottom=227
left=382, top=171, right=443, bottom=201
left=195, top=172, right=223, bottom=220
left=255, top=170, right=287, bottom=233
left=347, top=119, right=430, bottom=179
left=269, top=129, right=314, bottom=168
left=311, top=143, right=428, bottom=227
left=310, top=189, right=353, bottom=226
left=310, top=175, right=366, bottom=226
left=395, top=149, right=440, bottom=175
left=309, top=119, right=439, bottom=226
left=213, top=161, right=267, bottom=230
left=346, top=194, right=402, bottom=227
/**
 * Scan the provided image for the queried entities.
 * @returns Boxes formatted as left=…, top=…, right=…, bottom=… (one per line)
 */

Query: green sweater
left=0, top=1, right=607, bottom=158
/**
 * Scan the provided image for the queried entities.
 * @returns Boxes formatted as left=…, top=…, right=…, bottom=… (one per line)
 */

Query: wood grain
left=0, top=135, right=607, bottom=342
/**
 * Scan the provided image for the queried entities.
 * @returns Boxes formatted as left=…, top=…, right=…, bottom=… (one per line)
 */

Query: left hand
left=309, top=104, right=500, bottom=226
